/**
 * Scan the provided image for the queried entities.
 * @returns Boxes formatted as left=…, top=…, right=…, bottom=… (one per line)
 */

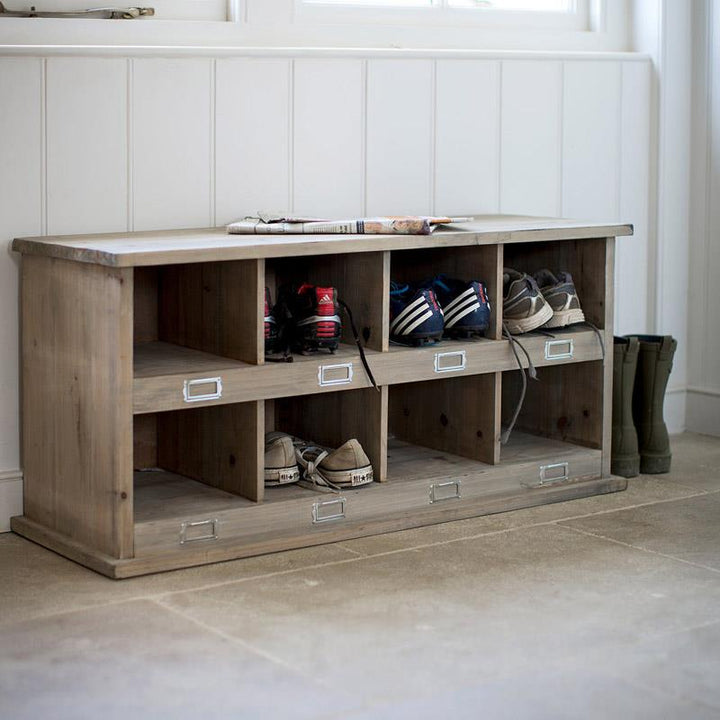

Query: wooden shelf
left=133, top=328, right=603, bottom=414
left=12, top=216, right=627, bottom=577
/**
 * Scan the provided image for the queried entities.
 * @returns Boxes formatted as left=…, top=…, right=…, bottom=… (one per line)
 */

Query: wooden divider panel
left=156, top=401, right=264, bottom=502
left=389, top=374, right=499, bottom=465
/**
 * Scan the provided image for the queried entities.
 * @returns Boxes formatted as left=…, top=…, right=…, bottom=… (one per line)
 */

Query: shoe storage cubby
left=265, top=251, right=389, bottom=353
left=500, top=362, right=604, bottom=488
left=12, top=218, right=631, bottom=577
left=390, top=244, right=502, bottom=340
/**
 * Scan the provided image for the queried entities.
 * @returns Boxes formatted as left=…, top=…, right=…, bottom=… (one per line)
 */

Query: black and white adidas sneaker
left=278, top=282, right=343, bottom=354
left=389, top=282, right=444, bottom=346
left=426, top=275, right=491, bottom=338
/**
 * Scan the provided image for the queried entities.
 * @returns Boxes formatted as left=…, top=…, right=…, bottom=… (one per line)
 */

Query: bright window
left=297, top=0, right=589, bottom=30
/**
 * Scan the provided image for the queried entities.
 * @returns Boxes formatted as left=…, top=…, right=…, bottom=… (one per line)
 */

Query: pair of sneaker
left=265, top=432, right=374, bottom=490
left=265, top=283, right=342, bottom=356
left=390, top=275, right=491, bottom=346
left=503, top=268, right=585, bottom=335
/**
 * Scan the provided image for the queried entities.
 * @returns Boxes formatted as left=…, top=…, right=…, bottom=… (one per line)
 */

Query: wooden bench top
left=11, top=215, right=633, bottom=267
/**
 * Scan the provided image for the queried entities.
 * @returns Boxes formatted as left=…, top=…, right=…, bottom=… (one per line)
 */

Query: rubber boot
left=628, top=335, right=677, bottom=474
left=611, top=336, right=640, bottom=477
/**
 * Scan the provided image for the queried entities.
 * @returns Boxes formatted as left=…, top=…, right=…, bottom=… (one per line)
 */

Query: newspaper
left=227, top=214, right=472, bottom=236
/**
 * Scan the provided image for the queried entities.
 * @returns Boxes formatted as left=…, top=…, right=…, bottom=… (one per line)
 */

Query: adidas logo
left=318, top=294, right=333, bottom=304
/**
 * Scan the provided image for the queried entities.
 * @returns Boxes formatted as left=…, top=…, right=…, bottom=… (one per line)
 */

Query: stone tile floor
left=1, top=432, right=719, bottom=719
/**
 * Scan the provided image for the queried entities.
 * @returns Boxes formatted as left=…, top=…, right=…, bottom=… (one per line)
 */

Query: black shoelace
left=338, top=298, right=380, bottom=392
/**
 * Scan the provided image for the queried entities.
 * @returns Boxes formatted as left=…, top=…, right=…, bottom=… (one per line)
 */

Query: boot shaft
left=611, top=336, right=640, bottom=477
left=627, top=334, right=677, bottom=473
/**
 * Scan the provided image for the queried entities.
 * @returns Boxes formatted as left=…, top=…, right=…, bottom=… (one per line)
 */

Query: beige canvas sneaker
left=295, top=438, right=374, bottom=490
left=264, top=432, right=300, bottom=486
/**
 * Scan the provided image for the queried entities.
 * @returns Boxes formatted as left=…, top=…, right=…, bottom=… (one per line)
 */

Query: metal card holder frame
left=179, top=518, right=219, bottom=544
left=434, top=350, right=466, bottom=373
left=544, top=339, right=574, bottom=361
left=318, top=362, right=353, bottom=387
left=183, top=376, right=223, bottom=403
left=521, top=461, right=570, bottom=488
left=429, top=479, right=462, bottom=503
left=312, top=497, right=347, bottom=524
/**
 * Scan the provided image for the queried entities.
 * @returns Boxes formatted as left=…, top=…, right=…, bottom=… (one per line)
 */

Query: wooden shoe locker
left=11, top=217, right=633, bottom=578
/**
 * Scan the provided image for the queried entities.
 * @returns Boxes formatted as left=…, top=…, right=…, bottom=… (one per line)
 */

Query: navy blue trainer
left=425, top=275, right=491, bottom=338
left=389, top=282, right=444, bottom=346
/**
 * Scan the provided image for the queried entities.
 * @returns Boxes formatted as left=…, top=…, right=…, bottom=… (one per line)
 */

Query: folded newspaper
left=227, top=212, right=471, bottom=236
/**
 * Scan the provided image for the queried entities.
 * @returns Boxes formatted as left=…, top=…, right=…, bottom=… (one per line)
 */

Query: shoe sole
left=265, top=466, right=300, bottom=486
left=444, top=324, right=489, bottom=339
left=391, top=331, right=444, bottom=346
left=320, top=464, right=374, bottom=487
left=544, top=307, right=585, bottom=329
left=503, top=302, right=553, bottom=334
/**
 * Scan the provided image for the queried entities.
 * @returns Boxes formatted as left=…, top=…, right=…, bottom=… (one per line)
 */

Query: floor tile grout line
left=334, top=543, right=365, bottom=557
left=2, top=487, right=717, bottom=626
left=559, top=524, right=720, bottom=576
left=149, top=490, right=716, bottom=599
left=149, top=596, right=325, bottom=683
left=632, top=615, right=720, bottom=644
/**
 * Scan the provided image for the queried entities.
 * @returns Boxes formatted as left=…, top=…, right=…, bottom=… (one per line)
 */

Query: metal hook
left=0, top=2, right=154, bottom=19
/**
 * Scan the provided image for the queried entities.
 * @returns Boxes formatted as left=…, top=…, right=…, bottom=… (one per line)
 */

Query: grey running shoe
left=533, top=269, right=585, bottom=328
left=295, top=438, right=374, bottom=490
left=264, top=432, right=300, bottom=486
left=502, top=268, right=553, bottom=334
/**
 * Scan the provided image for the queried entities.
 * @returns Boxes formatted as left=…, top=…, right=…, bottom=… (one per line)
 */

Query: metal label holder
left=183, top=376, right=223, bottom=403
left=318, top=363, right=353, bottom=387
left=429, top=479, right=462, bottom=503
left=312, top=497, right=347, bottom=524
left=179, top=518, right=219, bottom=544
left=434, top=350, right=467, bottom=373
left=544, top=339, right=574, bottom=361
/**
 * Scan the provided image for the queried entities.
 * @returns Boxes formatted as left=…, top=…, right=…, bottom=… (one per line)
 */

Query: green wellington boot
left=628, top=335, right=677, bottom=474
left=612, top=336, right=640, bottom=477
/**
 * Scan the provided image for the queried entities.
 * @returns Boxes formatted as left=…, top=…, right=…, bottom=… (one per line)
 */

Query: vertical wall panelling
left=656, top=1, right=692, bottom=432
left=688, top=0, right=720, bottom=433
left=366, top=59, right=433, bottom=216
left=46, top=58, right=128, bottom=235
left=133, top=58, right=213, bottom=231
left=500, top=60, right=563, bottom=217
left=618, top=61, right=652, bottom=334
left=293, top=59, right=364, bottom=218
left=435, top=60, right=500, bottom=216
left=0, top=57, right=42, bottom=530
left=702, top=0, right=720, bottom=395
left=0, top=52, right=657, bottom=532
left=562, top=62, right=621, bottom=221
left=215, top=58, right=291, bottom=224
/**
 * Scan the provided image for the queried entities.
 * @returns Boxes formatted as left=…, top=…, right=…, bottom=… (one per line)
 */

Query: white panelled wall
left=0, top=51, right=652, bottom=531
left=689, top=0, right=720, bottom=436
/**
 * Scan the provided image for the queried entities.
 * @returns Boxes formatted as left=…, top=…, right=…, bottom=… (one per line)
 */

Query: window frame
left=294, top=0, right=590, bottom=32
left=0, top=0, right=627, bottom=51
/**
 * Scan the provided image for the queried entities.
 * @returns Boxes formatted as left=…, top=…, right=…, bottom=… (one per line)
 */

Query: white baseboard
left=0, top=470, right=23, bottom=533
left=686, top=388, right=720, bottom=437
left=664, top=387, right=687, bottom=435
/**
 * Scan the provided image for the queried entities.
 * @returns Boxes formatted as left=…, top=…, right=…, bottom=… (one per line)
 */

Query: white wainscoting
left=0, top=50, right=652, bottom=530
left=688, top=0, right=720, bottom=436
